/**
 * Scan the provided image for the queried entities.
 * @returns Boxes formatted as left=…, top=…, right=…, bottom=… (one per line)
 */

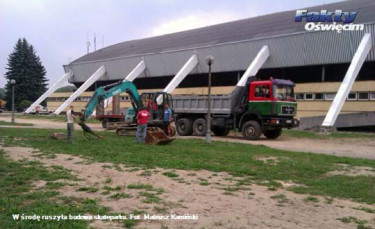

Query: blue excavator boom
left=82, top=81, right=141, bottom=121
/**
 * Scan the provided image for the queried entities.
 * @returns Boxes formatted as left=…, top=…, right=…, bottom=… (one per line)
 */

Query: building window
left=315, top=93, right=324, bottom=100
left=358, top=92, right=369, bottom=100
left=347, top=92, right=357, bottom=101
left=325, top=93, right=335, bottom=101
left=295, top=93, right=303, bottom=100
left=120, top=96, right=130, bottom=101
left=370, top=92, right=375, bottom=101
left=304, top=93, right=314, bottom=100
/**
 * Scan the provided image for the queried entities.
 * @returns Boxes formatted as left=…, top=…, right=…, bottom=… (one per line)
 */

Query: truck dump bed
left=172, top=95, right=232, bottom=114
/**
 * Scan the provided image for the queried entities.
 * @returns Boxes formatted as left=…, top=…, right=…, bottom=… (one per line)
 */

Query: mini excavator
left=79, top=81, right=174, bottom=144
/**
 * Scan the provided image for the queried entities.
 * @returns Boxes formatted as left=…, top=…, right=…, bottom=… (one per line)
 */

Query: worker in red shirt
left=135, top=108, right=150, bottom=143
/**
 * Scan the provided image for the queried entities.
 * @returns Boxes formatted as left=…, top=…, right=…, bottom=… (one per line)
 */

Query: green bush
left=19, top=99, right=32, bottom=111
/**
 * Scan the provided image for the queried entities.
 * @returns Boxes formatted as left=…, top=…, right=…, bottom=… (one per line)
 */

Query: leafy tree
left=18, top=100, right=32, bottom=111
left=4, top=38, right=48, bottom=111
left=55, top=85, right=77, bottom=92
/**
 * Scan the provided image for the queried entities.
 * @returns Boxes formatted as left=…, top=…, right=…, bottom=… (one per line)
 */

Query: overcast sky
left=0, top=0, right=340, bottom=88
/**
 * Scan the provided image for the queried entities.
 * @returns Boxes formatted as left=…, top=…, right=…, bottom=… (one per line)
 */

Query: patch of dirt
left=2, top=145, right=375, bottom=229
left=327, top=164, right=375, bottom=177
left=277, top=180, right=306, bottom=188
left=32, top=180, right=47, bottom=189
left=255, top=156, right=289, bottom=165
left=0, top=117, right=102, bottom=131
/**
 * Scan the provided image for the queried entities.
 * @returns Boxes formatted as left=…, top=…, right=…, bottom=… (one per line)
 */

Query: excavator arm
left=82, top=81, right=142, bottom=121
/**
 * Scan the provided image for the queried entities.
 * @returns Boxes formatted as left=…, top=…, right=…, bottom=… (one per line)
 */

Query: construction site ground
left=0, top=115, right=374, bottom=229
left=0, top=116, right=374, bottom=160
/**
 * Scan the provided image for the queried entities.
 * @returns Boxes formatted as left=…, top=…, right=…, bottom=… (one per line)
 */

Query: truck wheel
left=176, top=118, right=193, bottom=136
left=170, top=126, right=176, bottom=136
left=101, top=118, right=109, bottom=128
left=212, top=127, right=230, bottom=136
left=242, top=121, right=261, bottom=140
left=264, top=128, right=282, bottom=139
left=193, top=118, right=207, bottom=136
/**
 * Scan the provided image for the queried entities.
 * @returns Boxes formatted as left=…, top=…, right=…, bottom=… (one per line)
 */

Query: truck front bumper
left=262, top=117, right=299, bottom=128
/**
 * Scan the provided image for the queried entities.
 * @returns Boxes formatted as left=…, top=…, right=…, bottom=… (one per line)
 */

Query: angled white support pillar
left=157, top=54, right=198, bottom=104
left=54, top=65, right=106, bottom=115
left=237, top=45, right=270, bottom=87
left=25, top=72, right=73, bottom=113
left=322, top=33, right=372, bottom=127
left=123, top=60, right=146, bottom=82
left=164, top=55, right=198, bottom=93
left=102, top=60, right=146, bottom=109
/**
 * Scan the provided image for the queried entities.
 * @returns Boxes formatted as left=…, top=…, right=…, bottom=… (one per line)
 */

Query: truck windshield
left=273, top=85, right=294, bottom=100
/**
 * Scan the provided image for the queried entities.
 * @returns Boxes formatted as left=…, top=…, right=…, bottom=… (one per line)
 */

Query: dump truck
left=172, top=78, right=299, bottom=140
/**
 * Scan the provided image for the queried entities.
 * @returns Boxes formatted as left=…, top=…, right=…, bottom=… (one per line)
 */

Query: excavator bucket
left=145, top=127, right=174, bottom=145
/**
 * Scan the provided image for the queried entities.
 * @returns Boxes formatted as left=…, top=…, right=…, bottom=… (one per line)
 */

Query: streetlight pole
left=205, top=55, right=214, bottom=144
left=10, top=79, right=16, bottom=124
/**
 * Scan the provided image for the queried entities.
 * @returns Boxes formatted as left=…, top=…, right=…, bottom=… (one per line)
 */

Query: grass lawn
left=0, top=149, right=111, bottom=228
left=1, top=127, right=374, bottom=205
left=0, top=121, right=33, bottom=126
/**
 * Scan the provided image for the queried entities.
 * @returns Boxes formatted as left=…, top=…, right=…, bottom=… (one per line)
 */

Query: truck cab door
left=249, top=83, right=273, bottom=116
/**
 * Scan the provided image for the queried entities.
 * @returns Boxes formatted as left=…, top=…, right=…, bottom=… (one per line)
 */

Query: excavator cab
left=79, top=80, right=175, bottom=144
left=117, top=91, right=175, bottom=144
left=137, top=92, right=175, bottom=144
left=140, top=92, right=173, bottom=123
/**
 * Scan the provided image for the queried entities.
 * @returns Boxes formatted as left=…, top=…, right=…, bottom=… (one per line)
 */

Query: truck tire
left=264, top=128, right=282, bottom=139
left=170, top=126, right=176, bottom=136
left=176, top=118, right=193, bottom=136
left=193, top=118, right=207, bottom=136
left=242, top=120, right=261, bottom=140
left=212, top=127, right=230, bottom=136
left=101, top=118, right=109, bottom=128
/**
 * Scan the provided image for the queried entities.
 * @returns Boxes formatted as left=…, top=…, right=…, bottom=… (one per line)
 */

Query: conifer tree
left=4, top=38, right=48, bottom=110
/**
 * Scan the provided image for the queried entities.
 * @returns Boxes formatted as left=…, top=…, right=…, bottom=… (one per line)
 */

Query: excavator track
left=116, top=126, right=137, bottom=136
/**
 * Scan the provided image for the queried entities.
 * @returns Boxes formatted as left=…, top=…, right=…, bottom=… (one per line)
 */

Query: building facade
left=47, top=0, right=375, bottom=119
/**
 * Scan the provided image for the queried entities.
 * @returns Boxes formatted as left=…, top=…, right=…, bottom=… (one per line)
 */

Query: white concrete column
left=123, top=60, right=146, bottom=82
left=322, top=33, right=372, bottom=127
left=164, top=54, right=197, bottom=93
left=25, top=72, right=73, bottom=113
left=237, top=45, right=270, bottom=87
left=157, top=54, right=198, bottom=104
left=102, top=60, right=146, bottom=109
left=54, top=65, right=106, bottom=115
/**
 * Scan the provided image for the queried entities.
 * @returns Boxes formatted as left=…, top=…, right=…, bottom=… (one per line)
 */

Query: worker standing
left=66, top=105, right=75, bottom=143
left=163, top=104, right=172, bottom=136
left=135, top=108, right=150, bottom=143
